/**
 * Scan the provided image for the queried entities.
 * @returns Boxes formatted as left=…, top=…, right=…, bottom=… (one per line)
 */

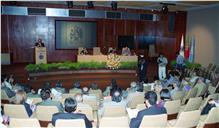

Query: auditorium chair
left=89, top=89, right=103, bottom=100
left=136, top=104, right=145, bottom=111
left=55, top=119, right=86, bottom=128
left=171, top=90, right=185, bottom=101
left=69, top=88, right=81, bottom=94
left=182, top=87, right=198, bottom=104
left=102, top=105, right=127, bottom=117
left=127, top=93, right=144, bottom=109
left=168, top=110, right=201, bottom=128
left=195, top=83, right=209, bottom=97
left=36, top=106, right=59, bottom=127
left=179, top=97, right=202, bottom=114
left=1, top=90, right=9, bottom=103
left=28, top=97, right=42, bottom=104
left=76, top=105, right=95, bottom=121
left=99, top=116, right=129, bottom=128
left=4, top=104, right=31, bottom=118
left=199, top=93, right=219, bottom=110
left=197, top=107, right=219, bottom=128
left=9, top=118, right=41, bottom=128
left=164, top=100, right=181, bottom=120
left=83, top=98, right=98, bottom=111
left=139, top=114, right=167, bottom=127
left=62, top=93, right=76, bottom=99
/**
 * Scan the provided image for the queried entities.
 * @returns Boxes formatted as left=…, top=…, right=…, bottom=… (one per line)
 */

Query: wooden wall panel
left=1, top=10, right=187, bottom=64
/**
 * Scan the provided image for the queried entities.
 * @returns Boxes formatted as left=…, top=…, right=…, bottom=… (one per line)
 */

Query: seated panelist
left=122, top=46, right=131, bottom=56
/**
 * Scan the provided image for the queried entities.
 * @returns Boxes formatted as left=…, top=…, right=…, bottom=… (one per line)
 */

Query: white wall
left=186, top=5, right=219, bottom=67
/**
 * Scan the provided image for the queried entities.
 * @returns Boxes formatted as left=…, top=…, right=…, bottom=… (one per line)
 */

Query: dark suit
left=137, top=59, right=147, bottom=82
left=130, top=105, right=167, bottom=128
left=52, top=112, right=92, bottom=128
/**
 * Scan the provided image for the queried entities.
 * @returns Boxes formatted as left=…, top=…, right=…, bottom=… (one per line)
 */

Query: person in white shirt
left=122, top=46, right=131, bottom=56
left=157, top=54, right=168, bottom=80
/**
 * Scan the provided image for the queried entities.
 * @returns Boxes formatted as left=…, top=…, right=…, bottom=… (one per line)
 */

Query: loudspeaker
left=67, top=1, right=73, bottom=8
left=111, top=2, right=117, bottom=10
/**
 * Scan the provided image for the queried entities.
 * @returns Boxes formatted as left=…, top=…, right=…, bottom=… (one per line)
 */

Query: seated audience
left=54, top=81, right=66, bottom=94
left=69, top=81, right=82, bottom=93
left=130, top=91, right=167, bottom=128
left=169, top=83, right=180, bottom=98
left=201, top=98, right=219, bottom=115
left=1, top=76, right=15, bottom=98
left=82, top=87, right=97, bottom=100
left=157, top=89, right=171, bottom=107
left=52, top=97, right=92, bottom=128
left=11, top=90, right=36, bottom=117
left=36, top=88, right=63, bottom=112
left=99, top=90, right=127, bottom=117
left=103, top=79, right=122, bottom=97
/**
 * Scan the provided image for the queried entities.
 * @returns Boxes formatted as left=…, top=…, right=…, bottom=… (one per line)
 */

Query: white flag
left=179, top=35, right=184, bottom=57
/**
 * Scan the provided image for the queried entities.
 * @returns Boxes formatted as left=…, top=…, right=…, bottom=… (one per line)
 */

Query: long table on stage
left=77, top=55, right=138, bottom=62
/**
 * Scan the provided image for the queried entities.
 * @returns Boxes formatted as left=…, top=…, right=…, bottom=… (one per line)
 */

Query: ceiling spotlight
left=111, top=1, right=118, bottom=10
left=87, top=1, right=94, bottom=8
left=67, top=1, right=73, bottom=8
left=161, top=5, right=168, bottom=14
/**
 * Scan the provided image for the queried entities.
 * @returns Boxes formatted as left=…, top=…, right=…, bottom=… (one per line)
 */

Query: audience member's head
left=111, top=79, right=117, bottom=87
left=82, top=87, right=89, bottom=95
left=144, top=91, right=157, bottom=107
left=55, top=81, right=62, bottom=88
left=13, top=90, right=27, bottom=104
left=40, top=88, right=51, bottom=100
left=43, top=82, right=51, bottom=90
left=75, top=93, right=83, bottom=103
left=112, top=91, right=122, bottom=103
left=160, top=89, right=171, bottom=100
left=90, top=83, right=98, bottom=90
left=73, top=81, right=80, bottom=89
left=64, top=97, right=77, bottom=113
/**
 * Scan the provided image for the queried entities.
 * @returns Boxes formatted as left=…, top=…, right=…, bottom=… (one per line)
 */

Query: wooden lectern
left=35, top=47, right=47, bottom=64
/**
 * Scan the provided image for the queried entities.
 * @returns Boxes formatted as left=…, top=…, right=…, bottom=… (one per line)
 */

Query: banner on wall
left=35, top=47, right=47, bottom=64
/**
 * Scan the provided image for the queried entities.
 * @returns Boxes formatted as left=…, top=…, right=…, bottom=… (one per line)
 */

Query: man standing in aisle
left=137, top=55, right=147, bottom=83
left=157, top=54, right=168, bottom=80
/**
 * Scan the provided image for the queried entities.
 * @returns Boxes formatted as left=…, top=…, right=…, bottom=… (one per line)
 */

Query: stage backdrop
left=55, top=21, right=97, bottom=49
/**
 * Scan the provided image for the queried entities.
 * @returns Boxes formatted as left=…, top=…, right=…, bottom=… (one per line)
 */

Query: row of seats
left=7, top=107, right=219, bottom=128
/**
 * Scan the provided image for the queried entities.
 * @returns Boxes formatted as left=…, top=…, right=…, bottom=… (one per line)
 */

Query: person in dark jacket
left=130, top=91, right=167, bottom=128
left=52, top=97, right=92, bottom=128
left=137, top=55, right=147, bottom=83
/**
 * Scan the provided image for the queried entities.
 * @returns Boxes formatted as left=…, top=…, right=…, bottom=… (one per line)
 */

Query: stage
left=2, top=60, right=158, bottom=91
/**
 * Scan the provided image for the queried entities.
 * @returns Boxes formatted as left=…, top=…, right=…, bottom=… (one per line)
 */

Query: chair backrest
left=9, top=118, right=41, bottom=128
left=144, top=85, right=151, bottom=92
left=171, top=90, right=185, bottom=101
left=136, top=104, right=145, bottom=111
left=208, top=84, right=216, bottom=95
left=55, top=119, right=86, bottom=128
left=4, top=104, right=29, bottom=118
left=139, top=114, right=167, bottom=127
left=99, top=116, right=129, bottom=128
left=183, top=97, right=202, bottom=112
left=103, top=105, right=127, bottom=117
left=182, top=87, right=198, bottom=104
left=89, top=89, right=103, bottom=100
left=62, top=93, right=76, bottom=99
left=1, top=89, right=9, bottom=100
left=36, top=106, right=59, bottom=121
left=199, top=93, right=219, bottom=110
left=76, top=105, right=94, bottom=121
left=93, top=47, right=101, bottom=55
left=164, top=100, right=181, bottom=115
left=83, top=98, right=98, bottom=111
left=203, top=107, right=219, bottom=124
left=127, top=93, right=144, bottom=108
left=195, top=83, right=208, bottom=97
left=69, top=89, right=81, bottom=94
left=28, top=97, right=42, bottom=104
left=174, top=110, right=200, bottom=127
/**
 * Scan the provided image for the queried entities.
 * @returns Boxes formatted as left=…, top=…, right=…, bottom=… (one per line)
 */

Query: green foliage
left=119, top=62, right=137, bottom=69
left=170, top=60, right=201, bottom=69
left=25, top=61, right=136, bottom=73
